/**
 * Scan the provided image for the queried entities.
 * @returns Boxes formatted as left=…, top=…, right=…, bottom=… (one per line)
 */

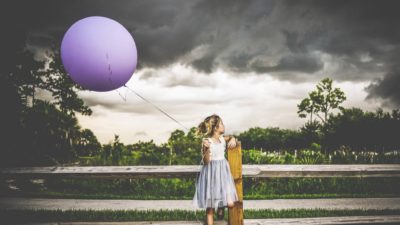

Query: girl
left=192, top=114, right=239, bottom=225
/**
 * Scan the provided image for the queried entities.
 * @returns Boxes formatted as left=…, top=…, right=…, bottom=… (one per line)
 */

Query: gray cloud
left=79, top=87, right=235, bottom=115
left=137, top=68, right=219, bottom=88
left=5, top=0, right=400, bottom=107
left=365, top=65, right=400, bottom=108
left=250, top=53, right=324, bottom=74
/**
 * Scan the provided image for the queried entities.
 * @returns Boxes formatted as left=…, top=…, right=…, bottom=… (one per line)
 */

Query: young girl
left=192, top=114, right=239, bottom=225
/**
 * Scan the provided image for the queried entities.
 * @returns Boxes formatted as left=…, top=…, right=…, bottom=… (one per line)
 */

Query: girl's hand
left=227, top=137, right=237, bottom=149
left=202, top=139, right=211, bottom=148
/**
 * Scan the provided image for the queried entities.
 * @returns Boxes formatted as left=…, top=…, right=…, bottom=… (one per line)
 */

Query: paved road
left=1, top=197, right=399, bottom=211
left=10, top=215, right=400, bottom=225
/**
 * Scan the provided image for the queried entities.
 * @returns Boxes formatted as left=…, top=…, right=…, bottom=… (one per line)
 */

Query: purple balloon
left=61, top=16, right=137, bottom=92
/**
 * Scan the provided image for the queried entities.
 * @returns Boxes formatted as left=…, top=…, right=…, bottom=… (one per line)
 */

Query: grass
left=0, top=208, right=399, bottom=223
left=6, top=176, right=399, bottom=202
left=3, top=191, right=399, bottom=200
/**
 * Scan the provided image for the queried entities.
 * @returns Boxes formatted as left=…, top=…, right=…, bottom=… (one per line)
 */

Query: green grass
left=245, top=193, right=400, bottom=200
left=3, top=191, right=399, bottom=200
left=6, top=176, right=399, bottom=201
left=0, top=208, right=399, bottom=223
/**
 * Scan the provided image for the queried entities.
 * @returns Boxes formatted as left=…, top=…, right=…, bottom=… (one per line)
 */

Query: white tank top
left=206, top=136, right=226, bottom=160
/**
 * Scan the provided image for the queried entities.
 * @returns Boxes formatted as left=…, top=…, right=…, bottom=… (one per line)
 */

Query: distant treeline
left=1, top=46, right=399, bottom=167
left=239, top=107, right=400, bottom=153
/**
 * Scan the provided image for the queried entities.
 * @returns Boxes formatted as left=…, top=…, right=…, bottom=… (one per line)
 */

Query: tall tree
left=44, top=48, right=92, bottom=116
left=20, top=99, right=82, bottom=165
left=2, top=44, right=97, bottom=165
left=297, top=77, right=346, bottom=125
left=9, top=49, right=46, bottom=107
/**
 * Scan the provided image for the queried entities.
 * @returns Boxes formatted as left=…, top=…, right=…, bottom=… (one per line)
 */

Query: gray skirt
left=192, top=158, right=239, bottom=209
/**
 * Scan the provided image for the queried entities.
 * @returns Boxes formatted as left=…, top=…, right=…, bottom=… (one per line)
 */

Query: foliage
left=238, top=127, right=308, bottom=151
left=75, top=129, right=101, bottom=157
left=6, top=176, right=400, bottom=200
left=323, top=107, right=400, bottom=152
left=297, top=77, right=346, bottom=125
left=0, top=46, right=98, bottom=166
left=1, top=208, right=399, bottom=223
left=296, top=149, right=327, bottom=164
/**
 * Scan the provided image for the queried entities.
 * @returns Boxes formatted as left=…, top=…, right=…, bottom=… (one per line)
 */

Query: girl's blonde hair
left=196, top=114, right=222, bottom=138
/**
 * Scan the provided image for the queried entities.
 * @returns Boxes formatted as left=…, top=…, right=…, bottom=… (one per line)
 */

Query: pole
left=228, top=141, right=243, bottom=225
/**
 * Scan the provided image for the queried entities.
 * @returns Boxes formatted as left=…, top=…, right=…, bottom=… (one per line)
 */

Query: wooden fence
left=1, top=142, right=400, bottom=225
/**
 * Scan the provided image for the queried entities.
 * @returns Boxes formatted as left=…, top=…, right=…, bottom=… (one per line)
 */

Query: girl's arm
left=223, top=134, right=238, bottom=149
left=223, top=134, right=236, bottom=143
left=202, top=138, right=211, bottom=152
left=202, top=138, right=211, bottom=163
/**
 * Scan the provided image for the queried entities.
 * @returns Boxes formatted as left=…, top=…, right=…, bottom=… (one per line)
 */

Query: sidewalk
left=10, top=215, right=400, bottom=225
left=1, top=197, right=399, bottom=211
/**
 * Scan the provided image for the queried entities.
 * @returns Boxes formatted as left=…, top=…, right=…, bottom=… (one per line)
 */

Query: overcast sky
left=4, top=0, right=400, bottom=145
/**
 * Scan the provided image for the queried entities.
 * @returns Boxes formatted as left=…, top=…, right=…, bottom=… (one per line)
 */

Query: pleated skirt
left=192, top=158, right=239, bottom=209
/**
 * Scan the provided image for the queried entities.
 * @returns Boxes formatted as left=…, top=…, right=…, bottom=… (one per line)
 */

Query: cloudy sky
left=4, top=0, right=400, bottom=145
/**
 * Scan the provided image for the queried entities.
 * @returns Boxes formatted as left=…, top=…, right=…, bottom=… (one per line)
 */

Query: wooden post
left=227, top=141, right=243, bottom=225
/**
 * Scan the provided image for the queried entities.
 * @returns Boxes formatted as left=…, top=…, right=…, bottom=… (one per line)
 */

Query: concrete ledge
left=16, top=215, right=400, bottom=225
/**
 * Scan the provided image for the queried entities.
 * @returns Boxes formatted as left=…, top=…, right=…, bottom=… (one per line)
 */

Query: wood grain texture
left=228, top=141, right=244, bottom=225
left=1, top=164, right=399, bottom=179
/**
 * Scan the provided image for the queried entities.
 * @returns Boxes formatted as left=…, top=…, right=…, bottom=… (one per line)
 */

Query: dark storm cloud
left=250, top=53, right=324, bottom=74
left=302, top=0, right=400, bottom=107
left=3, top=0, right=400, bottom=107
left=365, top=65, right=400, bottom=108
left=364, top=47, right=400, bottom=108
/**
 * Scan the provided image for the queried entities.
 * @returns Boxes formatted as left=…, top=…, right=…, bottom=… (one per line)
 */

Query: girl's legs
left=217, top=206, right=224, bottom=219
left=206, top=207, right=214, bottom=225
left=227, top=193, right=235, bottom=208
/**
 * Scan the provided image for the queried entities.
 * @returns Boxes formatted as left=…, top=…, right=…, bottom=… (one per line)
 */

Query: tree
left=111, top=135, right=124, bottom=165
left=75, top=129, right=102, bottom=157
left=8, top=46, right=92, bottom=116
left=238, top=126, right=308, bottom=151
left=9, top=48, right=46, bottom=107
left=323, top=107, right=400, bottom=152
left=1, top=44, right=96, bottom=166
left=127, top=139, right=167, bottom=165
left=0, top=75, right=24, bottom=167
left=100, top=135, right=125, bottom=165
left=20, top=99, right=82, bottom=165
left=166, top=128, right=203, bottom=165
left=167, top=130, right=185, bottom=165
left=297, top=77, right=346, bottom=125
left=300, top=121, right=323, bottom=148
left=44, top=48, right=92, bottom=116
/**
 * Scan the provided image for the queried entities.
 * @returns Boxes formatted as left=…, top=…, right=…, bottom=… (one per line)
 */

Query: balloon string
left=123, top=84, right=190, bottom=132
left=105, top=53, right=189, bottom=131
left=106, top=53, right=129, bottom=101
